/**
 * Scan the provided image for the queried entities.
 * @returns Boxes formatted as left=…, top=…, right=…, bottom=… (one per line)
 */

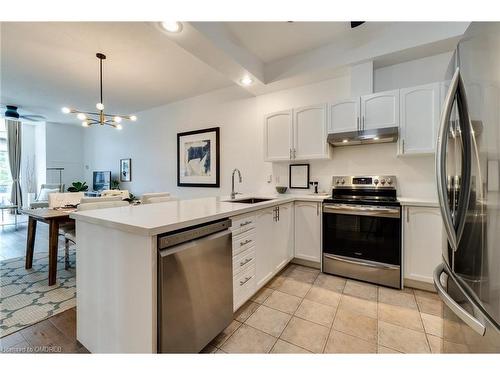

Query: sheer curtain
left=6, top=119, right=22, bottom=210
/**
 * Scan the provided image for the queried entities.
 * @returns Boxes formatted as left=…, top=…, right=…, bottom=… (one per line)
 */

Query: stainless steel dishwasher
left=157, top=218, right=233, bottom=353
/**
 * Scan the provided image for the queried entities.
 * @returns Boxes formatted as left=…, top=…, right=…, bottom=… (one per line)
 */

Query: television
left=93, top=171, right=111, bottom=191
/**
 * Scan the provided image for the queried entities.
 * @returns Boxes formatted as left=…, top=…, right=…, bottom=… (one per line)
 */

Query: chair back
left=41, top=183, right=65, bottom=192
left=78, top=200, right=129, bottom=211
left=48, top=192, right=85, bottom=208
left=80, top=196, right=122, bottom=204
left=101, top=190, right=129, bottom=199
left=146, top=196, right=178, bottom=204
left=141, top=192, right=170, bottom=204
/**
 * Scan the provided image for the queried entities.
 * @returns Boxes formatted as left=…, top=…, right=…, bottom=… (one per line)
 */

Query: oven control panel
left=332, top=175, right=397, bottom=188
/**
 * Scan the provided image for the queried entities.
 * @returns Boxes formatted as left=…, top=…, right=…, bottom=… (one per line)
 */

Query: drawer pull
left=240, top=239, right=252, bottom=246
left=240, top=221, right=252, bottom=227
left=239, top=276, right=252, bottom=286
left=239, top=258, right=253, bottom=267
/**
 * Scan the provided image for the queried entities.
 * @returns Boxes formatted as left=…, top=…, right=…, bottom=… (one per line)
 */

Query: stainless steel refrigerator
left=435, top=22, right=500, bottom=353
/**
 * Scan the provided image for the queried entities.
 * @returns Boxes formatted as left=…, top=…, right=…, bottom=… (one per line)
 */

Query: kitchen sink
left=229, top=197, right=274, bottom=204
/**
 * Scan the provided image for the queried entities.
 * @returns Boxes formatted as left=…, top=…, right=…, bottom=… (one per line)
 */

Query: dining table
left=21, top=207, right=76, bottom=286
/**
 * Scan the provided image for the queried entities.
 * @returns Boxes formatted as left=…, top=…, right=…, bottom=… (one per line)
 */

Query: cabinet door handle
left=240, top=221, right=252, bottom=227
left=289, top=148, right=292, bottom=160
left=239, top=276, right=252, bottom=286
left=277, top=206, right=280, bottom=221
left=240, top=239, right=252, bottom=246
left=239, top=258, right=253, bottom=267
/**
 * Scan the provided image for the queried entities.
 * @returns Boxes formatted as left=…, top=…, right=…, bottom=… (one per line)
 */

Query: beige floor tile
left=378, top=287, right=417, bottom=310
left=251, top=288, right=273, bottom=304
left=234, top=301, right=260, bottom=322
left=304, top=286, right=341, bottom=308
left=442, top=318, right=466, bottom=344
left=414, top=289, right=440, bottom=300
left=210, top=320, right=242, bottom=347
left=221, top=324, right=276, bottom=353
left=314, top=273, right=346, bottom=293
left=427, top=334, right=443, bottom=353
left=343, top=280, right=378, bottom=301
left=378, top=321, right=430, bottom=353
left=416, top=295, right=443, bottom=317
left=324, top=330, right=376, bottom=353
left=332, top=308, right=377, bottom=343
left=378, top=303, right=423, bottom=332
left=283, top=266, right=319, bottom=284
left=266, top=275, right=286, bottom=289
left=277, top=278, right=312, bottom=298
left=294, top=299, right=336, bottom=327
left=443, top=340, right=470, bottom=353
left=378, top=345, right=402, bottom=354
left=271, top=339, right=311, bottom=354
left=263, top=290, right=302, bottom=314
left=280, top=317, right=329, bottom=353
left=421, top=313, right=443, bottom=337
left=340, top=294, right=377, bottom=319
left=245, top=305, right=291, bottom=337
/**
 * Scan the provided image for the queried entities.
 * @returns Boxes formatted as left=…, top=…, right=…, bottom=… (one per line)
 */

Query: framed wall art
left=120, top=158, right=131, bottom=182
left=177, top=127, right=220, bottom=187
left=289, top=164, right=310, bottom=189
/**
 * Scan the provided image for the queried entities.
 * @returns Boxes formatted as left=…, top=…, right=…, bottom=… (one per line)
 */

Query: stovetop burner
left=326, top=175, right=399, bottom=206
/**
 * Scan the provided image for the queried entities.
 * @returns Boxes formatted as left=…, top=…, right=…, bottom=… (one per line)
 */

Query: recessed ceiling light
left=342, top=139, right=349, bottom=143
left=240, top=76, right=253, bottom=86
left=161, top=21, right=183, bottom=33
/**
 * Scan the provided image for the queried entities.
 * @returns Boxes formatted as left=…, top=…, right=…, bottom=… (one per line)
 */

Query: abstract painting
left=177, top=127, right=220, bottom=187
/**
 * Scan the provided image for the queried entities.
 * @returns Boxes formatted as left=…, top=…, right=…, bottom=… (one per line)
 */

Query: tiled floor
left=0, top=308, right=88, bottom=353
left=203, top=264, right=457, bottom=354
left=1, top=263, right=461, bottom=354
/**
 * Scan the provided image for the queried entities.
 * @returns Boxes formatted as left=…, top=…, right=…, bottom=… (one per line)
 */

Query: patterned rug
left=0, top=249, right=76, bottom=338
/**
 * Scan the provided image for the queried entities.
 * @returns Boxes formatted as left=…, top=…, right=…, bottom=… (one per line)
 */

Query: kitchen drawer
left=233, top=246, right=256, bottom=276
left=232, top=228, right=255, bottom=256
left=233, top=265, right=256, bottom=311
left=231, top=214, right=256, bottom=235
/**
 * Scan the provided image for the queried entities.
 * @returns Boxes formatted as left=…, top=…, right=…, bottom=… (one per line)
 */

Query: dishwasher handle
left=158, top=219, right=231, bottom=250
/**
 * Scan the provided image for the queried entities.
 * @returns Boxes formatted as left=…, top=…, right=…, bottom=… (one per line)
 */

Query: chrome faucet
left=231, top=168, right=242, bottom=199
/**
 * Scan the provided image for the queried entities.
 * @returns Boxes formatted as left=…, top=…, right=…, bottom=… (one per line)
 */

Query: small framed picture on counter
left=289, top=164, right=310, bottom=189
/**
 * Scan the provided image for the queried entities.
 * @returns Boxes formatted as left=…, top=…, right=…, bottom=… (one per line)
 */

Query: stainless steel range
left=322, top=175, right=402, bottom=289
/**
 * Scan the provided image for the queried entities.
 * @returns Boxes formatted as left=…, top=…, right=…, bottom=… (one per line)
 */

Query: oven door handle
left=323, top=204, right=400, bottom=218
left=323, top=254, right=400, bottom=270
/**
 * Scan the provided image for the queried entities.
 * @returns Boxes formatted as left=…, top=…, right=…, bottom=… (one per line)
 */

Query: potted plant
left=111, top=179, right=120, bottom=190
left=67, top=181, right=89, bottom=192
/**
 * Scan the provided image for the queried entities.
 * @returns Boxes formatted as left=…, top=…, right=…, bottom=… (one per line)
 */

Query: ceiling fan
left=0, top=104, right=46, bottom=122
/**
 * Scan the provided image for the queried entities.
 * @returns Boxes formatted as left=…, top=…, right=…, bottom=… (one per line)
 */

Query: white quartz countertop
left=397, top=197, right=440, bottom=207
left=70, top=193, right=328, bottom=236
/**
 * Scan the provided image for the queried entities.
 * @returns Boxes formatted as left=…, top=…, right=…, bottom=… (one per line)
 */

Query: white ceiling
left=224, top=22, right=392, bottom=63
left=0, top=22, right=233, bottom=123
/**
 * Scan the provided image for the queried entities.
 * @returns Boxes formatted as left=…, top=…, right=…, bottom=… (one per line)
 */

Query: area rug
left=0, top=249, right=76, bottom=338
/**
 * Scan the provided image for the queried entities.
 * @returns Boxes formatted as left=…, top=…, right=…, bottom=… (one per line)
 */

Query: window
left=0, top=119, right=12, bottom=204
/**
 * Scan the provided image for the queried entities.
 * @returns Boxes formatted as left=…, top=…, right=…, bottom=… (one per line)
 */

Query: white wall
left=83, top=52, right=454, bottom=201
left=45, top=122, right=85, bottom=190
left=374, top=51, right=453, bottom=91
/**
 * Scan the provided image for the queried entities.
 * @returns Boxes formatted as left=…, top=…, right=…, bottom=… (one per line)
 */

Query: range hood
left=327, top=126, right=399, bottom=146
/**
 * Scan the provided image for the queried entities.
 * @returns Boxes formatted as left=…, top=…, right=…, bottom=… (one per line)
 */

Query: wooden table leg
left=25, top=216, right=37, bottom=269
left=48, top=220, right=60, bottom=286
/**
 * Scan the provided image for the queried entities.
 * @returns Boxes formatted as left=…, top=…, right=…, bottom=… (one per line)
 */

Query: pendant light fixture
left=61, top=53, right=137, bottom=129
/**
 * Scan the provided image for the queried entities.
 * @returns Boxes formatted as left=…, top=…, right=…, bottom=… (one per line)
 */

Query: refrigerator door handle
left=436, top=68, right=460, bottom=251
left=433, top=263, right=486, bottom=336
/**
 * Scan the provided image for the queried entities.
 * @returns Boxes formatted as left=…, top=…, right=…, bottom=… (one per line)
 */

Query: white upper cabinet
left=293, top=104, right=329, bottom=160
left=361, top=89, right=400, bottom=130
left=399, top=83, right=441, bottom=155
left=403, top=206, right=445, bottom=285
left=294, top=201, right=321, bottom=263
left=328, top=99, right=360, bottom=133
left=264, top=110, right=293, bottom=161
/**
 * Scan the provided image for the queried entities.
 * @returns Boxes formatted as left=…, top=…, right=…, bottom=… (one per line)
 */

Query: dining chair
left=146, top=196, right=178, bottom=204
left=61, top=200, right=129, bottom=270
left=80, top=196, right=122, bottom=204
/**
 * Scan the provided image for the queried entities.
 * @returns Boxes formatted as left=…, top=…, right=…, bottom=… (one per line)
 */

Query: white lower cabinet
left=254, top=207, right=276, bottom=290
left=403, top=205, right=445, bottom=285
left=294, top=201, right=321, bottom=263
left=275, top=203, right=294, bottom=271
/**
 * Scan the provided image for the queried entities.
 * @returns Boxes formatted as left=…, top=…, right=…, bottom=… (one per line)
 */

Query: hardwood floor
left=0, top=308, right=89, bottom=353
